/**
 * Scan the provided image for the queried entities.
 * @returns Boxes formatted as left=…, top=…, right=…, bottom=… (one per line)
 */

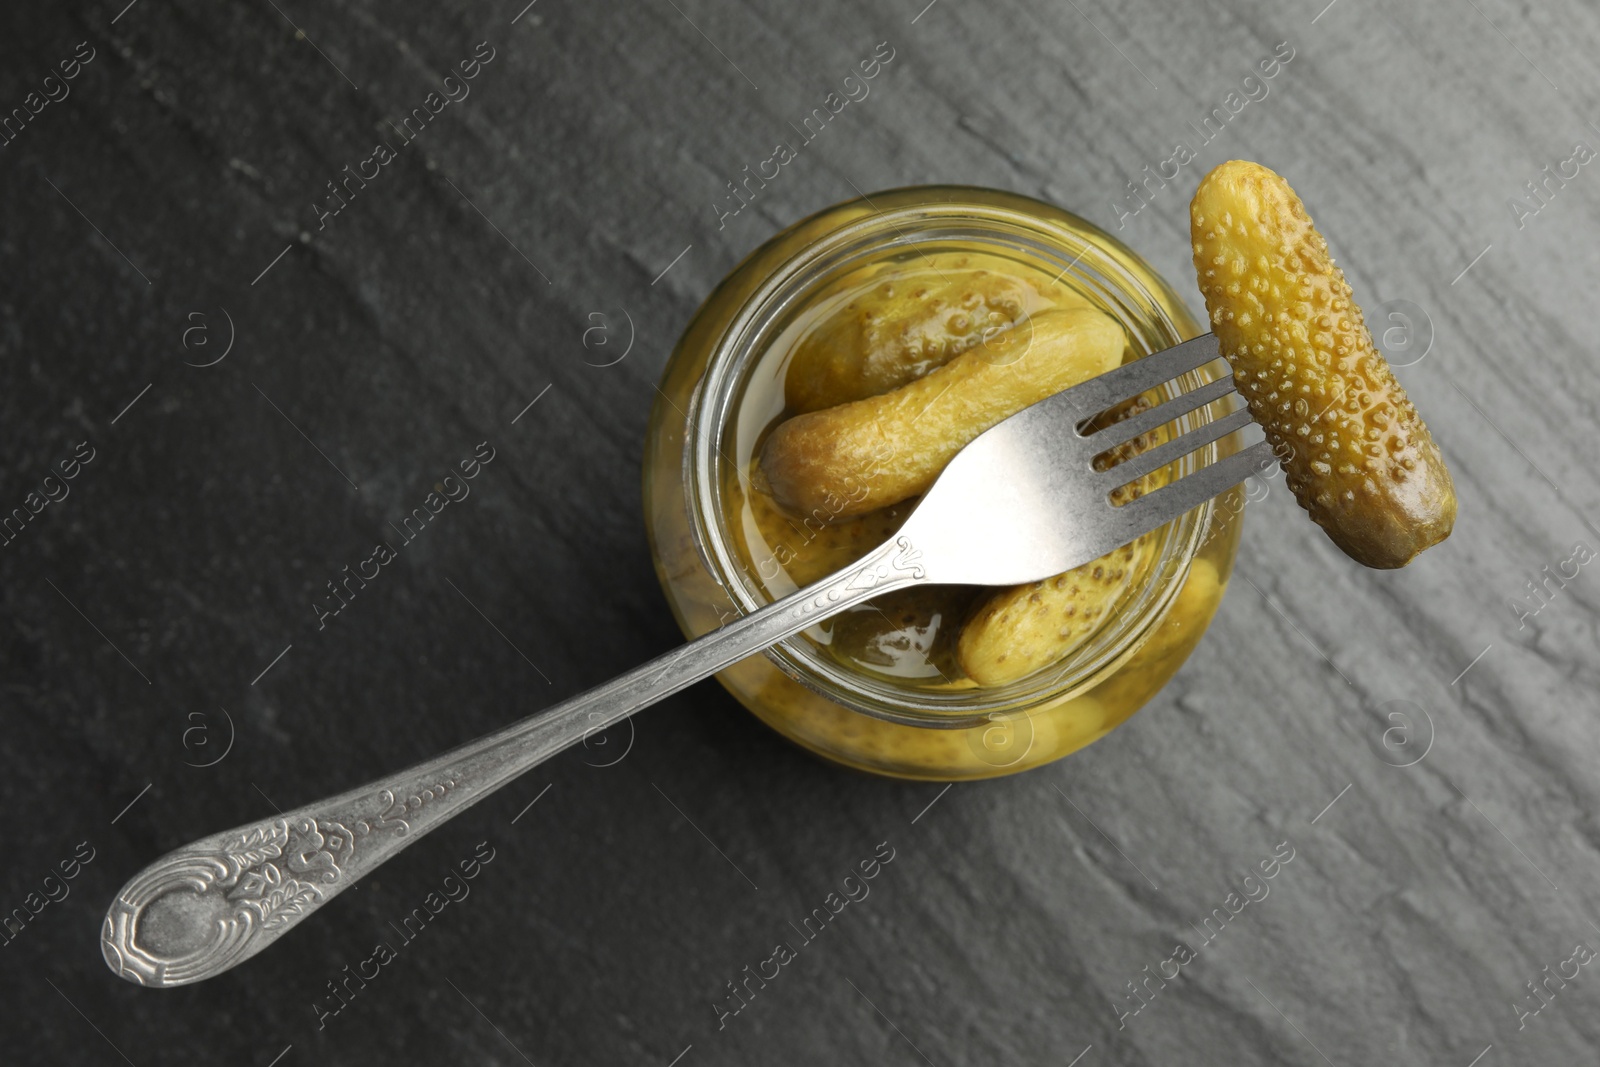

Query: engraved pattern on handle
left=103, top=536, right=926, bottom=987
left=102, top=776, right=461, bottom=987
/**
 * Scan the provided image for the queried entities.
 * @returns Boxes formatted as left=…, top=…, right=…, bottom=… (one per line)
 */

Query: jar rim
left=681, top=185, right=1222, bottom=729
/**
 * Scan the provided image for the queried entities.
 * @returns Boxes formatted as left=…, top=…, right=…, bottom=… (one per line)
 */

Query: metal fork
left=102, top=333, right=1271, bottom=988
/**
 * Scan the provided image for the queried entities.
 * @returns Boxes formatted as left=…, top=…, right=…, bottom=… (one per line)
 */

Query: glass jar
left=643, top=186, right=1244, bottom=781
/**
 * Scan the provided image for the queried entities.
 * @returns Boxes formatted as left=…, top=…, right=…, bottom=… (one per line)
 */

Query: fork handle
left=102, top=535, right=927, bottom=987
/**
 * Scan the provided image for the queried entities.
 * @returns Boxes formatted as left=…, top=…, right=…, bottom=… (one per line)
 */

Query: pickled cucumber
left=761, top=307, right=1126, bottom=520
left=784, top=254, right=1087, bottom=413
left=1190, top=160, right=1456, bottom=568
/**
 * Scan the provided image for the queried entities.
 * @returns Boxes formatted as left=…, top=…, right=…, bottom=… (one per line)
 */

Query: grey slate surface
left=2, top=0, right=1598, bottom=1064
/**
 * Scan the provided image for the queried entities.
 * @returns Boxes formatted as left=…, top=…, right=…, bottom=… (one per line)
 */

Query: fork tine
left=1099, top=407, right=1256, bottom=492
left=1110, top=439, right=1277, bottom=542
left=1086, top=373, right=1236, bottom=452
left=1058, top=333, right=1221, bottom=419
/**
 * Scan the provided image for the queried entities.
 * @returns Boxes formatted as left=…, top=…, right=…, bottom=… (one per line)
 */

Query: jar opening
left=683, top=187, right=1221, bottom=729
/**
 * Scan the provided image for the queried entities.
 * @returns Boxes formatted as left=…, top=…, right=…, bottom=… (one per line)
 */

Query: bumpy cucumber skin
left=785, top=260, right=1041, bottom=414
left=1190, top=160, right=1456, bottom=569
left=761, top=308, right=1125, bottom=520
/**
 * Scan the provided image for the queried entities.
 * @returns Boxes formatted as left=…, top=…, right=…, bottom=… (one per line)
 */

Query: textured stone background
left=2, top=0, right=1597, bottom=1064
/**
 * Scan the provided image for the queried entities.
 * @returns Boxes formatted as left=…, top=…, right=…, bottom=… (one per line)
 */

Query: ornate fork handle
left=103, top=536, right=926, bottom=987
